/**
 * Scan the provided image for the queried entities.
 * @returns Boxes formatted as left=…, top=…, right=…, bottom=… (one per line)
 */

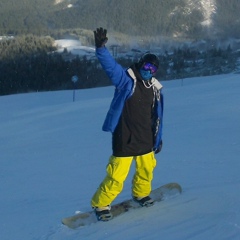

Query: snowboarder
left=91, top=27, right=164, bottom=221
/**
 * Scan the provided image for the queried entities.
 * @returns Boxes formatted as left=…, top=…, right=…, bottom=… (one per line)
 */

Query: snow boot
left=94, top=206, right=113, bottom=221
left=133, top=196, right=154, bottom=207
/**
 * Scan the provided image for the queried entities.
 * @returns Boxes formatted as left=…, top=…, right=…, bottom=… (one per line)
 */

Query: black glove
left=93, top=27, right=108, bottom=48
left=154, top=140, right=163, bottom=154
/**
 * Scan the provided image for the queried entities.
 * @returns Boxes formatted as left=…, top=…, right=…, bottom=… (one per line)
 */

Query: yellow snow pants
left=91, top=151, right=157, bottom=208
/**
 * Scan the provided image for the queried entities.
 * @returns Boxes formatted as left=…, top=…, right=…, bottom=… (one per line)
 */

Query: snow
left=1, top=73, right=240, bottom=240
left=55, top=39, right=95, bottom=57
left=170, top=0, right=216, bottom=30
left=54, top=0, right=64, bottom=5
left=200, top=0, right=216, bottom=26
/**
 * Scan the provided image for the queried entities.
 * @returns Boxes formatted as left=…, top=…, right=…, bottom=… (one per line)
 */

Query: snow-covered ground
left=1, top=73, right=240, bottom=240
left=55, top=39, right=95, bottom=57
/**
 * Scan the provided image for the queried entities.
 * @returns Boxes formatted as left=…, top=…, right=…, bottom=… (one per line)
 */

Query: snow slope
left=1, top=74, right=240, bottom=240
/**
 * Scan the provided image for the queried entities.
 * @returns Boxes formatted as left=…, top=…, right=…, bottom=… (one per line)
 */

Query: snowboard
left=61, top=182, right=182, bottom=229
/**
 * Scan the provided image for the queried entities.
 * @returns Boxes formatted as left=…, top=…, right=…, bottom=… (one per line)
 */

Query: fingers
left=95, top=27, right=107, bottom=38
left=93, top=27, right=108, bottom=48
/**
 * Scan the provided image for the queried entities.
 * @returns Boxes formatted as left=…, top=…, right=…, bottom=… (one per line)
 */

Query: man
left=91, top=27, right=164, bottom=221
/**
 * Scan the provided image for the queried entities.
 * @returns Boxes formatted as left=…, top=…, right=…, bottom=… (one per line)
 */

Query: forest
left=0, top=0, right=240, bottom=39
left=1, top=0, right=240, bottom=95
left=0, top=35, right=238, bottom=96
left=0, top=35, right=111, bottom=95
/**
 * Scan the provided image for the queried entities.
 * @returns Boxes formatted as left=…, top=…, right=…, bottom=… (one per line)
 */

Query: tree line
left=0, top=35, right=239, bottom=96
left=0, top=35, right=111, bottom=95
left=0, top=0, right=240, bottom=39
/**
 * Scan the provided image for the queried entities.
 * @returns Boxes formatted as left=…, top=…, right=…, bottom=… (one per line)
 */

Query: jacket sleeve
left=153, top=90, right=164, bottom=151
left=96, top=47, right=129, bottom=89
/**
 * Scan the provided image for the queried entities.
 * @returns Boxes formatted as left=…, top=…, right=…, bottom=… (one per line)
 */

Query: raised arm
left=94, top=27, right=129, bottom=88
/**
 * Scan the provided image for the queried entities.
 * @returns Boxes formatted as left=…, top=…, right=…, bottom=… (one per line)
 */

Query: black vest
left=112, top=68, right=154, bottom=157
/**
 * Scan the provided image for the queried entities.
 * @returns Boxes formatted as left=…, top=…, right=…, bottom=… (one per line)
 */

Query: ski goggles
left=142, top=62, right=158, bottom=74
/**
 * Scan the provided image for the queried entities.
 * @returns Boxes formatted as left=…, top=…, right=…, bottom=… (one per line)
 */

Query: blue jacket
left=97, top=47, right=164, bottom=151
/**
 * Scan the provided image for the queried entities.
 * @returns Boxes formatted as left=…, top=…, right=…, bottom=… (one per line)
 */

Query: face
left=139, top=62, right=158, bottom=81
left=139, top=68, right=153, bottom=81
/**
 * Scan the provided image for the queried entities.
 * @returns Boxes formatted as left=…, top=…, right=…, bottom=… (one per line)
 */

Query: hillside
left=0, top=0, right=240, bottom=39
left=1, top=73, right=240, bottom=239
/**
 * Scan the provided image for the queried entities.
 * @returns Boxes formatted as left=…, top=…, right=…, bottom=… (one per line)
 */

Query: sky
left=0, top=73, right=240, bottom=240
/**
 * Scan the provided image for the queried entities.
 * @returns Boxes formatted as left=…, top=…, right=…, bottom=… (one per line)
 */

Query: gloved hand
left=154, top=140, right=163, bottom=154
left=93, top=27, right=108, bottom=48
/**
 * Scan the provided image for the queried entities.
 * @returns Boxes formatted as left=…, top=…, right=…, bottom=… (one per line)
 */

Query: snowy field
left=55, top=39, right=95, bottom=58
left=1, top=73, right=240, bottom=240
